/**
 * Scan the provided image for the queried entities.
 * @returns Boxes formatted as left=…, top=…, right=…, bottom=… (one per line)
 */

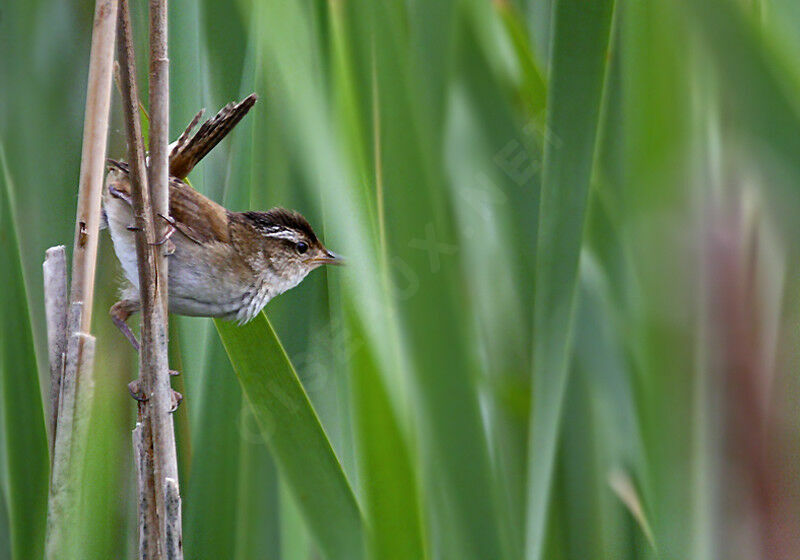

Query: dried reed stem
left=116, top=2, right=159, bottom=555
left=149, top=2, right=183, bottom=554
left=69, top=0, right=119, bottom=332
left=117, top=0, right=182, bottom=555
left=45, top=2, right=117, bottom=555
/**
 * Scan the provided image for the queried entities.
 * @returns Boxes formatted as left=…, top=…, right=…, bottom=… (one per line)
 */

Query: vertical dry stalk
left=45, top=0, right=118, bottom=555
left=69, top=0, right=120, bottom=333
left=148, top=1, right=183, bottom=555
left=116, top=3, right=159, bottom=555
left=149, top=0, right=170, bottom=278
left=117, top=0, right=182, bottom=556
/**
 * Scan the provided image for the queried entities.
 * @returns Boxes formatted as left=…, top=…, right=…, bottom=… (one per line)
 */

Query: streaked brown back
left=168, top=178, right=230, bottom=244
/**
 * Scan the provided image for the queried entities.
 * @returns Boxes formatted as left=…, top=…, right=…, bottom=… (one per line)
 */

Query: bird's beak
left=311, top=250, right=345, bottom=266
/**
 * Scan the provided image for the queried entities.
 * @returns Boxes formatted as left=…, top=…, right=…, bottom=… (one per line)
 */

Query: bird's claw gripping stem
left=169, top=390, right=183, bottom=413
left=128, top=379, right=147, bottom=402
left=128, top=379, right=183, bottom=413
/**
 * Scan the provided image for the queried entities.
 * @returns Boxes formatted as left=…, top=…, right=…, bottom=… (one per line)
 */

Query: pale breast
left=164, top=233, right=258, bottom=319
left=103, top=172, right=141, bottom=290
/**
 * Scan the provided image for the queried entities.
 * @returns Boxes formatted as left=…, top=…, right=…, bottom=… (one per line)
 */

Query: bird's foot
left=169, top=390, right=183, bottom=413
left=149, top=220, right=176, bottom=247
left=128, top=379, right=147, bottom=402
left=129, top=379, right=182, bottom=412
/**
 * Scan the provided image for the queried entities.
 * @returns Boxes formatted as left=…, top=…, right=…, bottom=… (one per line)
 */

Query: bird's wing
left=168, top=93, right=257, bottom=179
left=168, top=179, right=230, bottom=244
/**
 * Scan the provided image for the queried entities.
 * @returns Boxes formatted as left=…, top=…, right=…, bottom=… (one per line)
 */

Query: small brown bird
left=104, top=94, right=342, bottom=353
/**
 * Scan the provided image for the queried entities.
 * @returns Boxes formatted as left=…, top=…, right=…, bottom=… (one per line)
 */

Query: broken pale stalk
left=117, top=0, right=182, bottom=556
left=45, top=304, right=97, bottom=558
left=43, top=246, right=68, bottom=461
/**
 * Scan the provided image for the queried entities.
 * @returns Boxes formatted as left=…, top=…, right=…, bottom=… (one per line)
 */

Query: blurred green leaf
left=183, top=341, right=243, bottom=559
left=0, top=142, right=48, bottom=560
left=233, top=431, right=280, bottom=560
left=214, top=314, right=364, bottom=560
left=684, top=0, right=800, bottom=237
left=349, top=316, right=427, bottom=560
left=494, top=0, right=547, bottom=116
left=524, top=1, right=616, bottom=559
left=361, top=2, right=509, bottom=557
left=0, top=483, right=10, bottom=560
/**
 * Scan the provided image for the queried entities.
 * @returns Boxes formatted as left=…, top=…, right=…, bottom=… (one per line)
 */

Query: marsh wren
left=104, top=93, right=342, bottom=353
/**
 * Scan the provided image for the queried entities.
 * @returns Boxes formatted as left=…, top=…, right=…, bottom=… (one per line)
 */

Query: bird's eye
left=296, top=241, right=309, bottom=254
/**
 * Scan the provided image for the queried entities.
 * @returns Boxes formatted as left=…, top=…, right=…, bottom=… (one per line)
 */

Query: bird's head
left=241, top=208, right=343, bottom=293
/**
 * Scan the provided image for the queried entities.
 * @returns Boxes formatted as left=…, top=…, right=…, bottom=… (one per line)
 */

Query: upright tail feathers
left=168, top=93, right=257, bottom=179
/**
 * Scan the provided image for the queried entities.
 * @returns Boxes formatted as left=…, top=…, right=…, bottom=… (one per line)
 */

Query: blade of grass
left=618, top=3, right=696, bottom=556
left=279, top=482, right=314, bottom=560
left=0, top=141, right=48, bottom=560
left=362, top=2, right=508, bottom=556
left=182, top=23, right=257, bottom=558
left=321, top=6, right=430, bottom=559
left=0, top=483, right=10, bottom=559
left=524, top=1, right=616, bottom=559
left=467, top=0, right=547, bottom=120
left=182, top=341, right=242, bottom=559
left=233, top=425, right=280, bottom=560
left=223, top=26, right=286, bottom=560
left=214, top=314, right=364, bottom=560
left=348, top=315, right=427, bottom=560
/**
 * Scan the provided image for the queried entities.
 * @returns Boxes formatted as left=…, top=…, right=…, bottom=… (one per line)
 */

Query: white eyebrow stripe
left=263, top=229, right=301, bottom=242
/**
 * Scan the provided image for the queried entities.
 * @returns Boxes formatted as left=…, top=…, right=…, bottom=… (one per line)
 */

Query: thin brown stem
left=149, top=0, right=183, bottom=555
left=149, top=0, right=170, bottom=312
left=117, top=0, right=182, bottom=556
left=116, top=4, right=159, bottom=555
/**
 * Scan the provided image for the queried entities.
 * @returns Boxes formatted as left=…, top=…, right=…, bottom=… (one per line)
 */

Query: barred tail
left=168, top=93, right=257, bottom=179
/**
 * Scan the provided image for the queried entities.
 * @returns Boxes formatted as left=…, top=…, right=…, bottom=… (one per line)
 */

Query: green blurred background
left=2, top=0, right=800, bottom=558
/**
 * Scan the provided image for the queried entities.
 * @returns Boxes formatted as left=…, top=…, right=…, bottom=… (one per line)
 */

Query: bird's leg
left=111, top=299, right=183, bottom=408
left=110, top=298, right=141, bottom=351
left=111, top=299, right=146, bottom=401
left=157, top=213, right=177, bottom=227
left=108, top=184, right=132, bottom=204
